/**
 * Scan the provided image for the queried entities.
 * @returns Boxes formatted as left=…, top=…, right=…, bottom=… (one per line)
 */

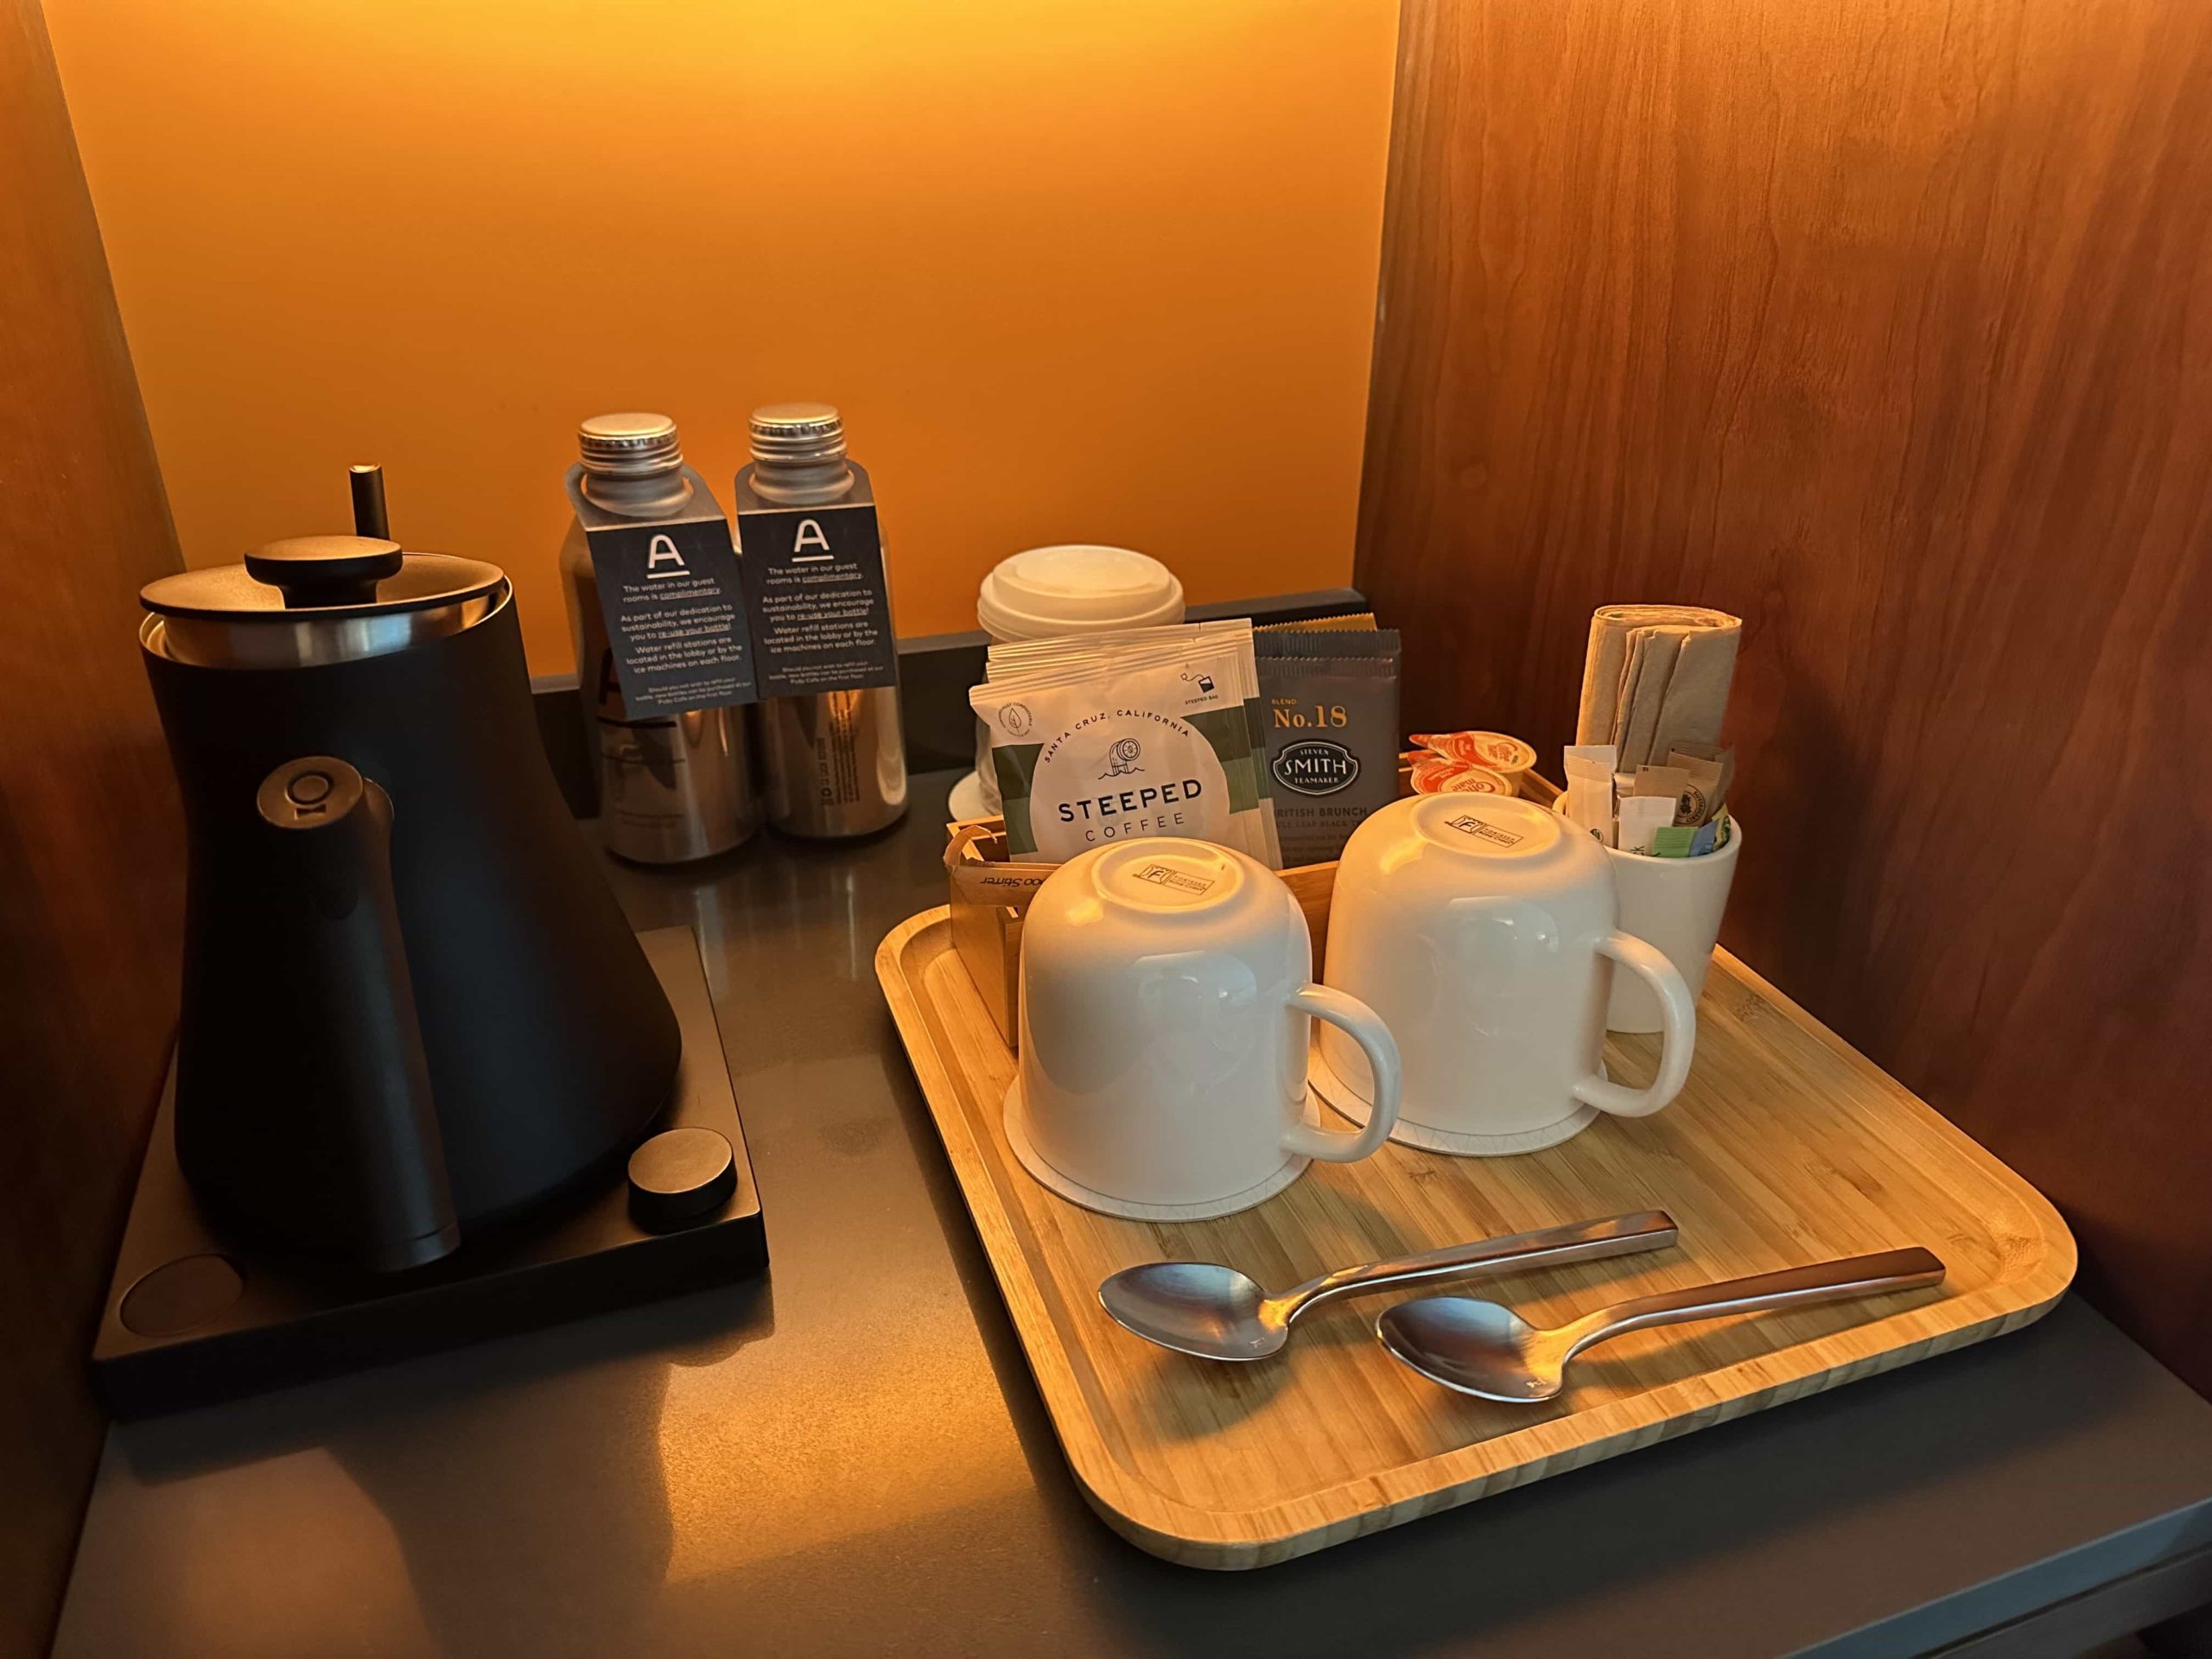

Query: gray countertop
left=56, top=771, right=2212, bottom=1658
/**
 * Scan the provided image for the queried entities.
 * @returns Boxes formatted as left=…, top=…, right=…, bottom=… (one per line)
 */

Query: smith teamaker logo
left=1272, top=739, right=1359, bottom=797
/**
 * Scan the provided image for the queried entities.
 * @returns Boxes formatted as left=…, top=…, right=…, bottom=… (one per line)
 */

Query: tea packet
left=970, top=619, right=1281, bottom=866
left=1253, top=621, right=1402, bottom=865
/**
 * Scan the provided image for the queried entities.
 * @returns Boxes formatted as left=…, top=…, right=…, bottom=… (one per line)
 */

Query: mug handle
left=1280, top=984, right=1402, bottom=1161
left=1571, top=931, right=1697, bottom=1118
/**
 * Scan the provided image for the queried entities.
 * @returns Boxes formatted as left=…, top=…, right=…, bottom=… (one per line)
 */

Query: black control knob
left=627, top=1128, right=736, bottom=1230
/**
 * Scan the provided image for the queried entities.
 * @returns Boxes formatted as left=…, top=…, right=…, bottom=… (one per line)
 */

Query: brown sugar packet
left=1632, top=764, right=1694, bottom=826
left=1667, top=743, right=1735, bottom=826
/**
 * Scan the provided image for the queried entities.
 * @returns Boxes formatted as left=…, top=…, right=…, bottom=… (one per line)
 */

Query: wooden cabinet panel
left=0, top=2, right=183, bottom=1651
left=1357, top=1, right=2212, bottom=1384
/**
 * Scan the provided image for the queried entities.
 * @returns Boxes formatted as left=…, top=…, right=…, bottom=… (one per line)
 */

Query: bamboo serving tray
left=877, top=902, right=2074, bottom=1569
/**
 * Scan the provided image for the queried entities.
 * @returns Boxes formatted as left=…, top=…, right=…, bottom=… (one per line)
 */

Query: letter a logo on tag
left=645, top=532, right=689, bottom=582
left=791, top=519, right=832, bottom=563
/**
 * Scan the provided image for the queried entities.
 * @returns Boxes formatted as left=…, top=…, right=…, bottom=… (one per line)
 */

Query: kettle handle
left=258, top=756, right=461, bottom=1271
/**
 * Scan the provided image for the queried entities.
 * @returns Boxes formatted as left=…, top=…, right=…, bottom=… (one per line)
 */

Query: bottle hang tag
left=565, top=465, right=757, bottom=717
left=732, top=464, right=898, bottom=696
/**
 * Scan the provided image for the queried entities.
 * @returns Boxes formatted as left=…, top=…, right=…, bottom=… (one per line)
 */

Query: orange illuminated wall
left=45, top=1, right=1398, bottom=673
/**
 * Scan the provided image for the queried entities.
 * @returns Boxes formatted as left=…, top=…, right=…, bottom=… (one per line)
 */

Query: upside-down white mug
left=1313, top=795, right=1695, bottom=1155
left=1007, top=838, right=1402, bottom=1220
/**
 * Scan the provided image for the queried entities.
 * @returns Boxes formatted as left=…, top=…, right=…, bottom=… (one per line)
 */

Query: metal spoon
left=1378, top=1246, right=1946, bottom=1402
left=1097, top=1211, right=1677, bottom=1362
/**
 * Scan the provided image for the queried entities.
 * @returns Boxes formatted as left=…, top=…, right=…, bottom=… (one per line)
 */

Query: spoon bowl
left=1099, top=1263, right=1288, bottom=1361
left=1376, top=1299, right=1562, bottom=1401
left=1378, top=1247, right=1946, bottom=1404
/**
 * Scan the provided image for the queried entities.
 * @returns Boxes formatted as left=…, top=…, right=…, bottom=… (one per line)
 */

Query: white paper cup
left=966, top=545, right=1185, bottom=816
left=1602, top=816, right=1744, bottom=1033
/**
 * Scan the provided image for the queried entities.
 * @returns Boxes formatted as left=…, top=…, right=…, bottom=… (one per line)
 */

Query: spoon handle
left=1560, top=1247, right=1947, bottom=1362
left=1285, top=1210, right=1679, bottom=1319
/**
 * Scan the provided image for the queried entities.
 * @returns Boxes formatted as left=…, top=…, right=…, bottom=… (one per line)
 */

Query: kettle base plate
left=88, top=925, right=766, bottom=1419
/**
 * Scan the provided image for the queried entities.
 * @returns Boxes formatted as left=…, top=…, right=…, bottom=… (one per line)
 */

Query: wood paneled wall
left=1358, top=3, right=2212, bottom=1386
left=0, top=1, right=184, bottom=1651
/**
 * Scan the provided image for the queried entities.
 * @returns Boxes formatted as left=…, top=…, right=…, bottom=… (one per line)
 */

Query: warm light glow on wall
left=47, top=0, right=1399, bottom=672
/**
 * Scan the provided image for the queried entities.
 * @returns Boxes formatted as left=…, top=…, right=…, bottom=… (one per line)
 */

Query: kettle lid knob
left=244, top=536, right=404, bottom=609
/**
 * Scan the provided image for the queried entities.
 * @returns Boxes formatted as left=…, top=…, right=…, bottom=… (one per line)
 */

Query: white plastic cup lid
left=976, top=544, right=1185, bottom=642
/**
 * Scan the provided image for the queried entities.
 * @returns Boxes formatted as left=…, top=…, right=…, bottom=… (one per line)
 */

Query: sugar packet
left=1632, top=764, right=1694, bottom=825
left=1666, top=743, right=1735, bottom=826
left=1561, top=743, right=1618, bottom=847
left=1618, top=793, right=1675, bottom=854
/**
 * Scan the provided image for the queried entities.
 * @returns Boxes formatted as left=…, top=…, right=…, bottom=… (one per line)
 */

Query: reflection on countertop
left=54, top=771, right=2212, bottom=1659
left=60, top=772, right=1064, bottom=1658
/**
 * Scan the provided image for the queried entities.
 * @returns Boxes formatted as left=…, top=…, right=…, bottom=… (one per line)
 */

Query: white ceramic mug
left=1007, top=838, right=1402, bottom=1219
left=1601, top=816, right=1744, bottom=1033
left=1313, top=795, right=1695, bottom=1155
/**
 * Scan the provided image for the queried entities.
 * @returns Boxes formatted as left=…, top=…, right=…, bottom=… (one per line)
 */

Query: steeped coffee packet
left=970, top=620, right=1281, bottom=867
left=1254, top=619, right=1402, bottom=866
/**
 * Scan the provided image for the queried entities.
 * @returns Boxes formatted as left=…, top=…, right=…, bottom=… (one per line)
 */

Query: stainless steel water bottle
left=737, top=404, right=908, bottom=839
left=559, top=413, right=760, bottom=862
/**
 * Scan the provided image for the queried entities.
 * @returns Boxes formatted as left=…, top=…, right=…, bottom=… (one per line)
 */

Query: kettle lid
left=142, top=537, right=505, bottom=620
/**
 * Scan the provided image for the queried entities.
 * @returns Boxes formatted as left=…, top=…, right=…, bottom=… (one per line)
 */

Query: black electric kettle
left=140, top=534, right=681, bottom=1273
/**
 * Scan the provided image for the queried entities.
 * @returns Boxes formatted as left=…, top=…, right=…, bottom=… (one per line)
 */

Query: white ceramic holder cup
left=1007, top=838, right=1402, bottom=1220
left=1599, top=815, right=1745, bottom=1033
left=1313, top=795, right=1695, bottom=1155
